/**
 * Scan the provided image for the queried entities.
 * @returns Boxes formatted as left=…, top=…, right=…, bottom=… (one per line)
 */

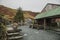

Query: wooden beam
left=44, top=19, right=46, bottom=30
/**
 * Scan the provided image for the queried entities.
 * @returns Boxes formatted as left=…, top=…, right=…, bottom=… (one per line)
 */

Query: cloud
left=0, top=0, right=2, bottom=4
left=0, top=0, right=60, bottom=12
left=21, top=0, right=47, bottom=12
left=0, top=0, right=22, bottom=9
left=0, top=0, right=47, bottom=12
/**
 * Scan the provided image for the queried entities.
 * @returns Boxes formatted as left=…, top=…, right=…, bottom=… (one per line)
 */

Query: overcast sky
left=0, top=0, right=60, bottom=12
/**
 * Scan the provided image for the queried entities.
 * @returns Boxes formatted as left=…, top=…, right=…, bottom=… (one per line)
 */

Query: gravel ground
left=18, top=25, right=60, bottom=40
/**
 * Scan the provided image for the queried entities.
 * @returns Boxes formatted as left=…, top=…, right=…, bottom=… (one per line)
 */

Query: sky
left=0, top=0, right=60, bottom=12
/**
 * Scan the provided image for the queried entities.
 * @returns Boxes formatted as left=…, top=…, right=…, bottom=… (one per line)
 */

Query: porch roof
left=35, top=7, right=60, bottom=19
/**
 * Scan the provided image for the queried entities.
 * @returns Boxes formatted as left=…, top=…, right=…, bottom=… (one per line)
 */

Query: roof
left=35, top=7, right=60, bottom=19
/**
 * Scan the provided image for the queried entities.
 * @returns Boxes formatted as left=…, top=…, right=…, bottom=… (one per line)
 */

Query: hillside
left=0, top=5, right=39, bottom=19
left=0, top=5, right=17, bottom=17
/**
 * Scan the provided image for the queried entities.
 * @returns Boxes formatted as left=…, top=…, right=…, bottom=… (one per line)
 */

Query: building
left=35, top=3, right=60, bottom=30
left=41, top=3, right=60, bottom=13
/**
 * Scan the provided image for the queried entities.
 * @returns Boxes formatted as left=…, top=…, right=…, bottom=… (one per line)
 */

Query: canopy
left=35, top=7, right=60, bottom=19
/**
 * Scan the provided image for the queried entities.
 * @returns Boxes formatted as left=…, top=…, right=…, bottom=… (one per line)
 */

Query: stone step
left=7, top=29, right=22, bottom=33
left=8, top=36, right=23, bottom=40
left=53, top=29, right=60, bottom=32
left=7, top=32, right=20, bottom=35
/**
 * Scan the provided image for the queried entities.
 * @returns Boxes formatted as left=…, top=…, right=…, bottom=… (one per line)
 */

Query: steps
left=7, top=29, right=23, bottom=40
left=47, top=30, right=60, bottom=35
left=8, top=36, right=23, bottom=40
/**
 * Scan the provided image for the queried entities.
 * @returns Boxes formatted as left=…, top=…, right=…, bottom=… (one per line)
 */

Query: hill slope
left=0, top=5, right=39, bottom=19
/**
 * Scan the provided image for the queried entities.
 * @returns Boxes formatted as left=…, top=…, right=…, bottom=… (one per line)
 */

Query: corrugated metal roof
left=35, top=7, right=60, bottom=19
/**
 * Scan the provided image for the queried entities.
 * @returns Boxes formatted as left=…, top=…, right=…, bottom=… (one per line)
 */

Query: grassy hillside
left=0, top=5, right=39, bottom=19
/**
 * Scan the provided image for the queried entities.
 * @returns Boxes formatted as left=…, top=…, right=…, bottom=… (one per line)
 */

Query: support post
left=44, top=19, right=46, bottom=30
